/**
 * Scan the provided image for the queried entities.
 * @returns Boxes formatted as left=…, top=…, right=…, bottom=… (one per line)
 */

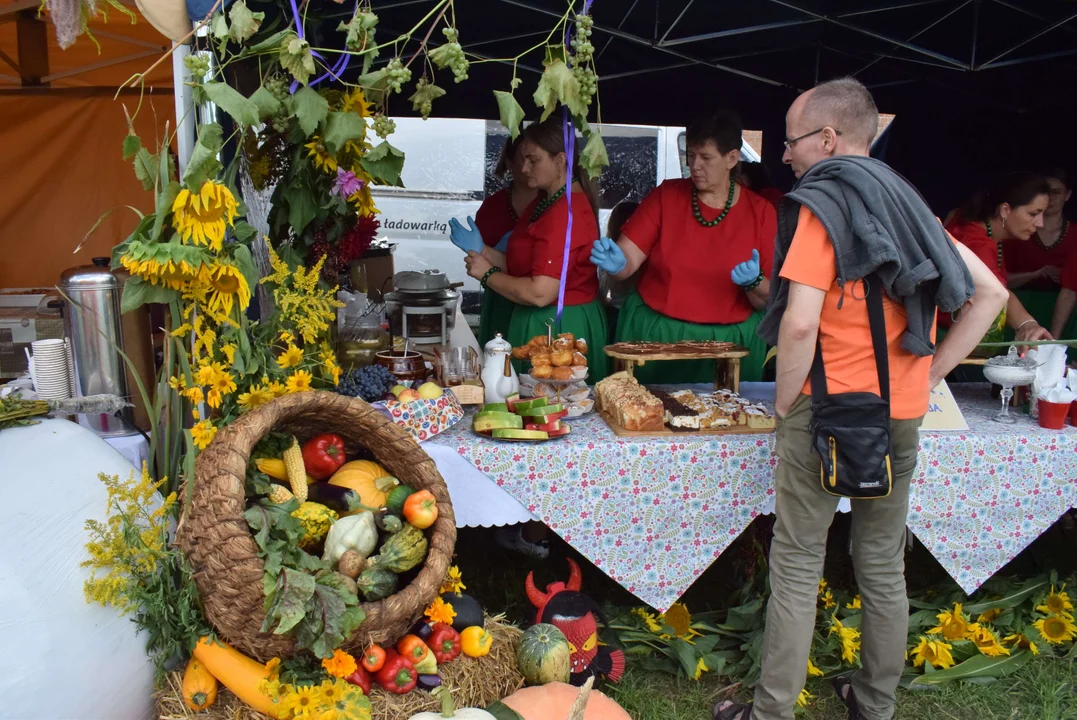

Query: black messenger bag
left=809, top=273, right=894, bottom=499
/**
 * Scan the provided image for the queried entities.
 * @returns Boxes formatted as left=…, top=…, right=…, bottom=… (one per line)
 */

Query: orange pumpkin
left=500, top=682, right=631, bottom=720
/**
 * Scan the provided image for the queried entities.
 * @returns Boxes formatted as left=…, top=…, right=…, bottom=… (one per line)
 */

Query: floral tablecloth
left=429, top=384, right=1077, bottom=611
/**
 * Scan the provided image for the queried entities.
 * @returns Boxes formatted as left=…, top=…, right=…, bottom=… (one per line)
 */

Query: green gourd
left=357, top=566, right=399, bottom=601
left=369, top=524, right=428, bottom=573
left=385, top=485, right=415, bottom=515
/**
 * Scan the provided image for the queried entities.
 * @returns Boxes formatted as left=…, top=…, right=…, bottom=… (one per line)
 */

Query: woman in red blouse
left=1004, top=168, right=1075, bottom=328
left=944, top=172, right=1054, bottom=346
left=590, top=110, right=777, bottom=382
left=462, top=116, right=608, bottom=380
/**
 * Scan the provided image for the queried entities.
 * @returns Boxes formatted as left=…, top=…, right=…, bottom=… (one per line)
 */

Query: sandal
left=712, top=701, right=752, bottom=720
left=831, top=675, right=866, bottom=720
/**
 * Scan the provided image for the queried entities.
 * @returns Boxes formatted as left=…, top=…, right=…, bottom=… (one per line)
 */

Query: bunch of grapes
left=385, top=58, right=412, bottom=94
left=570, top=15, right=597, bottom=106
left=263, top=74, right=293, bottom=133
left=437, top=27, right=470, bottom=83
left=372, top=114, right=397, bottom=139
left=183, top=53, right=210, bottom=82
left=337, top=365, right=398, bottom=402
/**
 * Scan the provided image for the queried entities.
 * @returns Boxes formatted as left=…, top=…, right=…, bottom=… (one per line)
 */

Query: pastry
left=532, top=365, right=553, bottom=379
left=529, top=335, right=549, bottom=348
left=575, top=339, right=588, bottom=354
left=512, top=347, right=531, bottom=360
left=571, top=352, right=588, bottom=366
left=551, top=366, right=574, bottom=381
left=595, top=372, right=664, bottom=431
left=552, top=337, right=574, bottom=352
left=551, top=350, right=574, bottom=367
left=531, top=352, right=552, bottom=367
left=558, top=332, right=576, bottom=344
left=652, top=389, right=701, bottom=430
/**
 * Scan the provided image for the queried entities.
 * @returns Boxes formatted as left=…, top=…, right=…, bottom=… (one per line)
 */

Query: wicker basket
left=177, top=391, right=457, bottom=662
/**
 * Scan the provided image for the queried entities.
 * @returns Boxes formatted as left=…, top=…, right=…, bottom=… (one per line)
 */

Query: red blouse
left=945, top=219, right=1007, bottom=285
left=1062, top=248, right=1077, bottom=292
left=621, top=179, right=777, bottom=324
left=1002, top=220, right=1077, bottom=291
left=505, top=190, right=600, bottom=306
left=474, top=188, right=518, bottom=247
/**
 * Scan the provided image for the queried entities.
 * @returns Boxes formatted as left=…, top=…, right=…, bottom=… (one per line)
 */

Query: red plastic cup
left=1038, top=400, right=1070, bottom=430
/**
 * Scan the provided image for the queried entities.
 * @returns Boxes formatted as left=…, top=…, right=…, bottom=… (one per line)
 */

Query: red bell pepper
left=427, top=623, right=462, bottom=663
left=344, top=665, right=372, bottom=695
left=301, top=433, right=347, bottom=480
left=374, top=649, right=418, bottom=694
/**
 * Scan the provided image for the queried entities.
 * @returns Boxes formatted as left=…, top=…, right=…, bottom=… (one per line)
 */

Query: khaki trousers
left=751, top=395, right=923, bottom=720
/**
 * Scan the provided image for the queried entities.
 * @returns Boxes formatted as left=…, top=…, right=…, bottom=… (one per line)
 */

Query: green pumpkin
left=356, top=566, right=399, bottom=601
left=516, top=624, right=571, bottom=686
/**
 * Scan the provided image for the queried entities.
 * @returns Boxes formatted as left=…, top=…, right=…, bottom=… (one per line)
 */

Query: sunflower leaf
left=232, top=220, right=257, bottom=244
left=293, top=86, right=329, bottom=138
left=133, top=148, right=157, bottom=191
left=963, top=579, right=1049, bottom=615
left=580, top=131, right=609, bottom=179
left=323, top=111, right=366, bottom=155
left=909, top=650, right=1031, bottom=686
left=121, top=276, right=177, bottom=313
left=360, top=140, right=405, bottom=187
left=227, top=0, right=263, bottom=44
left=249, top=86, right=281, bottom=121
left=202, top=81, right=259, bottom=128
left=494, top=90, right=525, bottom=140
left=182, top=123, right=224, bottom=189
left=280, top=32, right=316, bottom=87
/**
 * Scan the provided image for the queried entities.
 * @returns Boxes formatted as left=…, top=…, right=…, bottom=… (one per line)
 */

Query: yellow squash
left=192, top=638, right=281, bottom=718
left=181, top=657, right=218, bottom=711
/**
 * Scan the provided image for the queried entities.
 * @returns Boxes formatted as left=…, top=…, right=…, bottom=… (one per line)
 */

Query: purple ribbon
left=287, top=0, right=357, bottom=94
left=556, top=106, right=575, bottom=324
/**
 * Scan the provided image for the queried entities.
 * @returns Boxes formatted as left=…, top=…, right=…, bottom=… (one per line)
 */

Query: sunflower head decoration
left=205, top=260, right=252, bottom=321
left=929, top=603, right=971, bottom=641
left=1037, top=585, right=1075, bottom=617
left=969, top=624, right=1010, bottom=657
left=910, top=635, right=955, bottom=669
left=1033, top=614, right=1077, bottom=645
left=305, top=136, right=338, bottom=174
left=172, top=181, right=238, bottom=252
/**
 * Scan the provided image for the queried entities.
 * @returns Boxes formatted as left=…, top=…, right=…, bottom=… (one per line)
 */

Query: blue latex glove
left=590, top=237, right=627, bottom=275
left=495, top=231, right=512, bottom=253
left=448, top=216, right=484, bottom=254
left=731, top=249, right=761, bottom=287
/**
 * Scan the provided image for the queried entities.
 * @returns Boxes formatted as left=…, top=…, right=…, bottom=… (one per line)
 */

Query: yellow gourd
left=182, top=657, right=218, bottom=711
left=329, top=461, right=399, bottom=509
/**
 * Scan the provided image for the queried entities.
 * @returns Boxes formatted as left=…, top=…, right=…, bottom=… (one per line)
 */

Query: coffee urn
left=58, top=258, right=136, bottom=436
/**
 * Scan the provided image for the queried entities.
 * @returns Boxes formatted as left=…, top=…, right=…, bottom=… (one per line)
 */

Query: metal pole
left=976, top=11, right=1077, bottom=69
left=172, top=42, right=194, bottom=177
left=970, top=0, right=979, bottom=68
left=852, top=0, right=974, bottom=76
left=658, top=0, right=696, bottom=45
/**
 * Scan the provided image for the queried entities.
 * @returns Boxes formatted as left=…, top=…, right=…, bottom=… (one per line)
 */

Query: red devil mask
left=525, top=558, right=582, bottom=624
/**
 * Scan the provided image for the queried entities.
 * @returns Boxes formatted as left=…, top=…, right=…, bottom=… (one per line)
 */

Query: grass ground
left=453, top=512, right=1077, bottom=720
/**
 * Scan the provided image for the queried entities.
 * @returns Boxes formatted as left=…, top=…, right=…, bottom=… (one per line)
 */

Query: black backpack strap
left=810, top=272, right=890, bottom=404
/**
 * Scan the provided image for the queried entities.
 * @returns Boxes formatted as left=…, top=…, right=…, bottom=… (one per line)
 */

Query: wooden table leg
left=731, top=358, right=741, bottom=394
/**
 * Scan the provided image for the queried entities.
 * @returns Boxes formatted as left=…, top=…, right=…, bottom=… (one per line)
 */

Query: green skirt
left=615, top=291, right=767, bottom=384
left=477, top=289, right=516, bottom=348
left=507, top=300, right=610, bottom=382
left=1013, top=289, right=1059, bottom=333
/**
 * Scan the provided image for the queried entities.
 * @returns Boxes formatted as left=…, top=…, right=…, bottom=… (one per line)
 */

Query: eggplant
left=439, top=592, right=484, bottom=632
left=411, top=619, right=433, bottom=640
left=375, top=508, right=403, bottom=534
left=306, top=483, right=369, bottom=514
left=417, top=674, right=442, bottom=692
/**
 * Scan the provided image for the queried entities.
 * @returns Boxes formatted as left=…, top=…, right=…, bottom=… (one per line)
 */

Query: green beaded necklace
left=530, top=185, right=566, bottom=223
left=985, top=219, right=1003, bottom=271
left=692, top=173, right=736, bottom=228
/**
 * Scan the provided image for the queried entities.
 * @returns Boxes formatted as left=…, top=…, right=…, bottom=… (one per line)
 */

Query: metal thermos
left=59, top=258, right=136, bottom=437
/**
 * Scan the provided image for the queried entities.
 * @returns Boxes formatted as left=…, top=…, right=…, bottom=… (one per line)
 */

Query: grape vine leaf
left=360, top=141, right=406, bottom=187
left=283, top=182, right=319, bottom=236
left=494, top=91, right=525, bottom=140
left=227, top=0, right=264, bottom=44
left=580, top=131, right=609, bottom=178
left=133, top=148, right=158, bottom=191
left=338, top=9, right=380, bottom=73
left=428, top=43, right=457, bottom=71
left=202, top=81, right=260, bottom=128
left=250, top=86, right=281, bottom=121
left=533, top=58, right=580, bottom=122
left=293, top=86, right=329, bottom=137
left=122, top=134, right=141, bottom=161
left=182, top=123, right=223, bottom=188
left=280, top=32, right=316, bottom=87
left=408, top=79, right=445, bottom=120
left=323, top=112, right=366, bottom=155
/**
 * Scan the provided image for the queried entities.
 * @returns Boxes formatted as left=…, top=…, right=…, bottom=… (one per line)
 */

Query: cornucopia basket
left=177, top=391, right=456, bottom=662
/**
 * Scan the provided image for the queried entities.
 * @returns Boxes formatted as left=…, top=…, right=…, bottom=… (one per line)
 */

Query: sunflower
left=977, top=608, right=1003, bottom=624
left=820, top=589, right=836, bottom=610
left=847, top=595, right=862, bottom=610
left=238, top=384, right=275, bottom=411
left=280, top=684, right=320, bottom=717
left=632, top=607, right=663, bottom=634
left=287, top=369, right=314, bottom=393
left=267, top=379, right=288, bottom=397
left=277, top=344, right=305, bottom=369
left=206, top=261, right=252, bottom=319
left=343, top=87, right=373, bottom=117
left=320, top=650, right=356, bottom=680
left=190, top=420, right=217, bottom=450
left=315, top=678, right=347, bottom=706
left=818, top=578, right=828, bottom=596
left=796, top=688, right=814, bottom=708
left=424, top=596, right=457, bottom=625
left=693, top=656, right=709, bottom=681
left=324, top=356, right=342, bottom=386
left=829, top=616, right=861, bottom=664
left=172, top=181, right=238, bottom=251
left=1034, top=614, right=1077, bottom=645
left=807, top=658, right=824, bottom=678
left=440, top=565, right=466, bottom=595
left=929, top=603, right=971, bottom=641
left=910, top=636, right=955, bottom=669
left=1003, top=633, right=1040, bottom=656
left=1037, top=585, right=1075, bottom=617
left=969, top=625, right=1010, bottom=657
left=350, top=183, right=380, bottom=216
left=660, top=603, right=700, bottom=640
left=182, top=386, right=205, bottom=405
left=168, top=375, right=186, bottom=391
left=305, top=137, right=338, bottom=173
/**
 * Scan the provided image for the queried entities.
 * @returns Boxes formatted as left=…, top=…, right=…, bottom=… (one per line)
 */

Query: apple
left=397, top=389, right=420, bottom=403
left=417, top=382, right=444, bottom=400
left=390, top=384, right=408, bottom=398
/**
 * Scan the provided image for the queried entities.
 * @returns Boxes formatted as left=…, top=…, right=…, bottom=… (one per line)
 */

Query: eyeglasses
left=784, top=127, right=841, bottom=149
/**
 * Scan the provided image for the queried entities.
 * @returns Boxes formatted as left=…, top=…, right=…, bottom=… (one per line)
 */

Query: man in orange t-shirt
left=715, top=79, right=1008, bottom=720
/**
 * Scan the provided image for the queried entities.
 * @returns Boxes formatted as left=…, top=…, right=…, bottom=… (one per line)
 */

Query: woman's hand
left=731, top=249, right=761, bottom=287
left=465, top=251, right=493, bottom=281
left=1041, top=265, right=1062, bottom=284
left=449, top=216, right=484, bottom=254
left=1016, top=321, right=1052, bottom=344
left=590, top=237, right=627, bottom=275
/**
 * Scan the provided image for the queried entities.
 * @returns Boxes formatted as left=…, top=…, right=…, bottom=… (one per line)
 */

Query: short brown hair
left=802, top=77, right=879, bottom=148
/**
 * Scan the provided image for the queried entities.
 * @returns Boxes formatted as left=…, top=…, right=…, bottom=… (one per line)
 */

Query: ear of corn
left=267, top=484, right=294, bottom=504
left=283, top=437, right=308, bottom=503
left=256, top=457, right=316, bottom=485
